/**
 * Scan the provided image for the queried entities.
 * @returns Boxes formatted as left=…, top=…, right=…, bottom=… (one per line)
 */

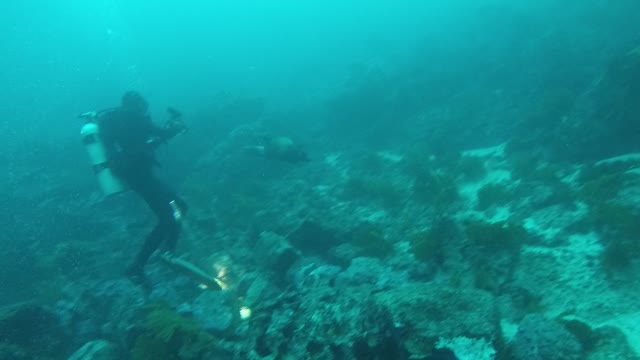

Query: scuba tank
left=79, top=111, right=126, bottom=196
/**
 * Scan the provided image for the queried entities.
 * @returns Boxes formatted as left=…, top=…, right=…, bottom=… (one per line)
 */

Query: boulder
left=67, top=339, right=119, bottom=360
left=375, top=282, right=499, bottom=358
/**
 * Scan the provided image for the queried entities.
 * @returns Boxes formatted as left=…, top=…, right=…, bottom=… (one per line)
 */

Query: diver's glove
left=146, top=121, right=186, bottom=148
left=78, top=111, right=97, bottom=122
left=165, top=119, right=187, bottom=135
left=164, top=107, right=187, bottom=136
left=157, top=121, right=185, bottom=143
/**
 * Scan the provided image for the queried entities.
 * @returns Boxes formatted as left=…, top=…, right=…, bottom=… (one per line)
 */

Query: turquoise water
left=2, top=1, right=640, bottom=359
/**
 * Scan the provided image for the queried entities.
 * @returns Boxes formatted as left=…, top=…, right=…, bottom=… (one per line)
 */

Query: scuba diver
left=92, top=91, right=188, bottom=286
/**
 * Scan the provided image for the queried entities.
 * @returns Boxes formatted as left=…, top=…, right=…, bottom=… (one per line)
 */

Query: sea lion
left=245, top=136, right=309, bottom=163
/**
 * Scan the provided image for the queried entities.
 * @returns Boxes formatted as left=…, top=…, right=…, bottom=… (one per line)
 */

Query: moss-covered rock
left=130, top=304, right=222, bottom=360
left=510, top=314, right=583, bottom=360
left=585, top=43, right=640, bottom=158
left=288, top=220, right=343, bottom=255
left=476, top=183, right=514, bottom=211
left=455, top=155, right=488, bottom=182
left=343, top=175, right=406, bottom=209
left=374, top=283, right=498, bottom=358
left=413, top=171, right=460, bottom=212
left=410, top=218, right=458, bottom=265
left=464, top=220, right=529, bottom=255
left=576, top=161, right=640, bottom=273
left=510, top=156, right=564, bottom=184
left=557, top=317, right=599, bottom=354
left=599, top=230, right=640, bottom=273
left=0, top=303, right=71, bottom=359
left=411, top=230, right=443, bottom=263
left=350, top=223, right=394, bottom=259
left=579, top=173, right=630, bottom=206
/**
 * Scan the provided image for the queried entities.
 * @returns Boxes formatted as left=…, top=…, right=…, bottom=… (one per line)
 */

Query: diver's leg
left=141, top=177, right=187, bottom=254
left=126, top=224, right=170, bottom=286
left=131, top=178, right=183, bottom=263
left=155, top=184, right=185, bottom=254
left=134, top=221, right=169, bottom=262
left=174, top=197, right=188, bottom=216
left=162, top=219, right=181, bottom=254
left=125, top=176, right=173, bottom=282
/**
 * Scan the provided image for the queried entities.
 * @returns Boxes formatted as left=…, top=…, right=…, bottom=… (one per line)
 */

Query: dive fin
left=159, top=253, right=223, bottom=291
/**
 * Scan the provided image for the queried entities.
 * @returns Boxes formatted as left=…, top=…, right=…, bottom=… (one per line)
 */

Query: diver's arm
left=151, top=124, right=178, bottom=141
left=151, top=122, right=184, bottom=141
left=156, top=107, right=187, bottom=141
left=146, top=118, right=187, bottom=149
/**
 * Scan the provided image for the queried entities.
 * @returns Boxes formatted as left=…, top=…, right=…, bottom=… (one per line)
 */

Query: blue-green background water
left=2, top=1, right=640, bottom=359
left=3, top=1, right=430, bottom=121
left=3, top=0, right=636, bottom=140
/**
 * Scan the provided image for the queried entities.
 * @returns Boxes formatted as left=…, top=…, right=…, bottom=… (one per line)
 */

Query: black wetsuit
left=98, top=108, right=186, bottom=274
